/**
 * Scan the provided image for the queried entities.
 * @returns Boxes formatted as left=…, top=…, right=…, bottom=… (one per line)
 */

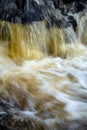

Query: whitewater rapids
left=0, top=9, right=87, bottom=130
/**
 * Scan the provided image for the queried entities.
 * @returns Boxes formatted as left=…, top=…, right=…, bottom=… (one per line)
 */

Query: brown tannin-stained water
left=0, top=9, right=87, bottom=130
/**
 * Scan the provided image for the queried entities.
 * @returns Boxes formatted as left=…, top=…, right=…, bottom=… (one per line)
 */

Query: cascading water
left=0, top=1, right=87, bottom=130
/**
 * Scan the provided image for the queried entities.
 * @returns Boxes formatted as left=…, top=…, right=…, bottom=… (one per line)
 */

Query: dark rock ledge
left=0, top=0, right=87, bottom=28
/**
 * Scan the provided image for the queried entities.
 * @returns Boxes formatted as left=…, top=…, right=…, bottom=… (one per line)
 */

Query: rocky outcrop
left=0, top=0, right=87, bottom=28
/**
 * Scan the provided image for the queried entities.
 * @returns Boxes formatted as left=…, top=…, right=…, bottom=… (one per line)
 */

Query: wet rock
left=74, top=1, right=86, bottom=13
left=53, top=0, right=59, bottom=9
left=62, top=0, right=76, bottom=4
left=67, top=15, right=77, bottom=30
left=0, top=0, right=86, bottom=28
left=0, top=0, right=16, bottom=10
left=0, top=123, right=16, bottom=130
left=5, top=2, right=17, bottom=10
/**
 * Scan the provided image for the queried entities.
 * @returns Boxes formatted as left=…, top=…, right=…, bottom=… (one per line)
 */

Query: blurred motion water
left=0, top=5, right=87, bottom=130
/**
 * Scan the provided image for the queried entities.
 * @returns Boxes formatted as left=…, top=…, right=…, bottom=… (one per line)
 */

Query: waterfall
left=0, top=2, right=87, bottom=130
left=0, top=12, right=86, bottom=61
left=0, top=20, right=67, bottom=61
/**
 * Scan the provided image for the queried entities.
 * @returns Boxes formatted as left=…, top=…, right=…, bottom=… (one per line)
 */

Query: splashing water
left=0, top=9, right=87, bottom=130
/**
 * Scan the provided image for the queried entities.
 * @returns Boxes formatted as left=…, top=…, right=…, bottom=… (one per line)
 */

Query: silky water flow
left=0, top=9, right=87, bottom=130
